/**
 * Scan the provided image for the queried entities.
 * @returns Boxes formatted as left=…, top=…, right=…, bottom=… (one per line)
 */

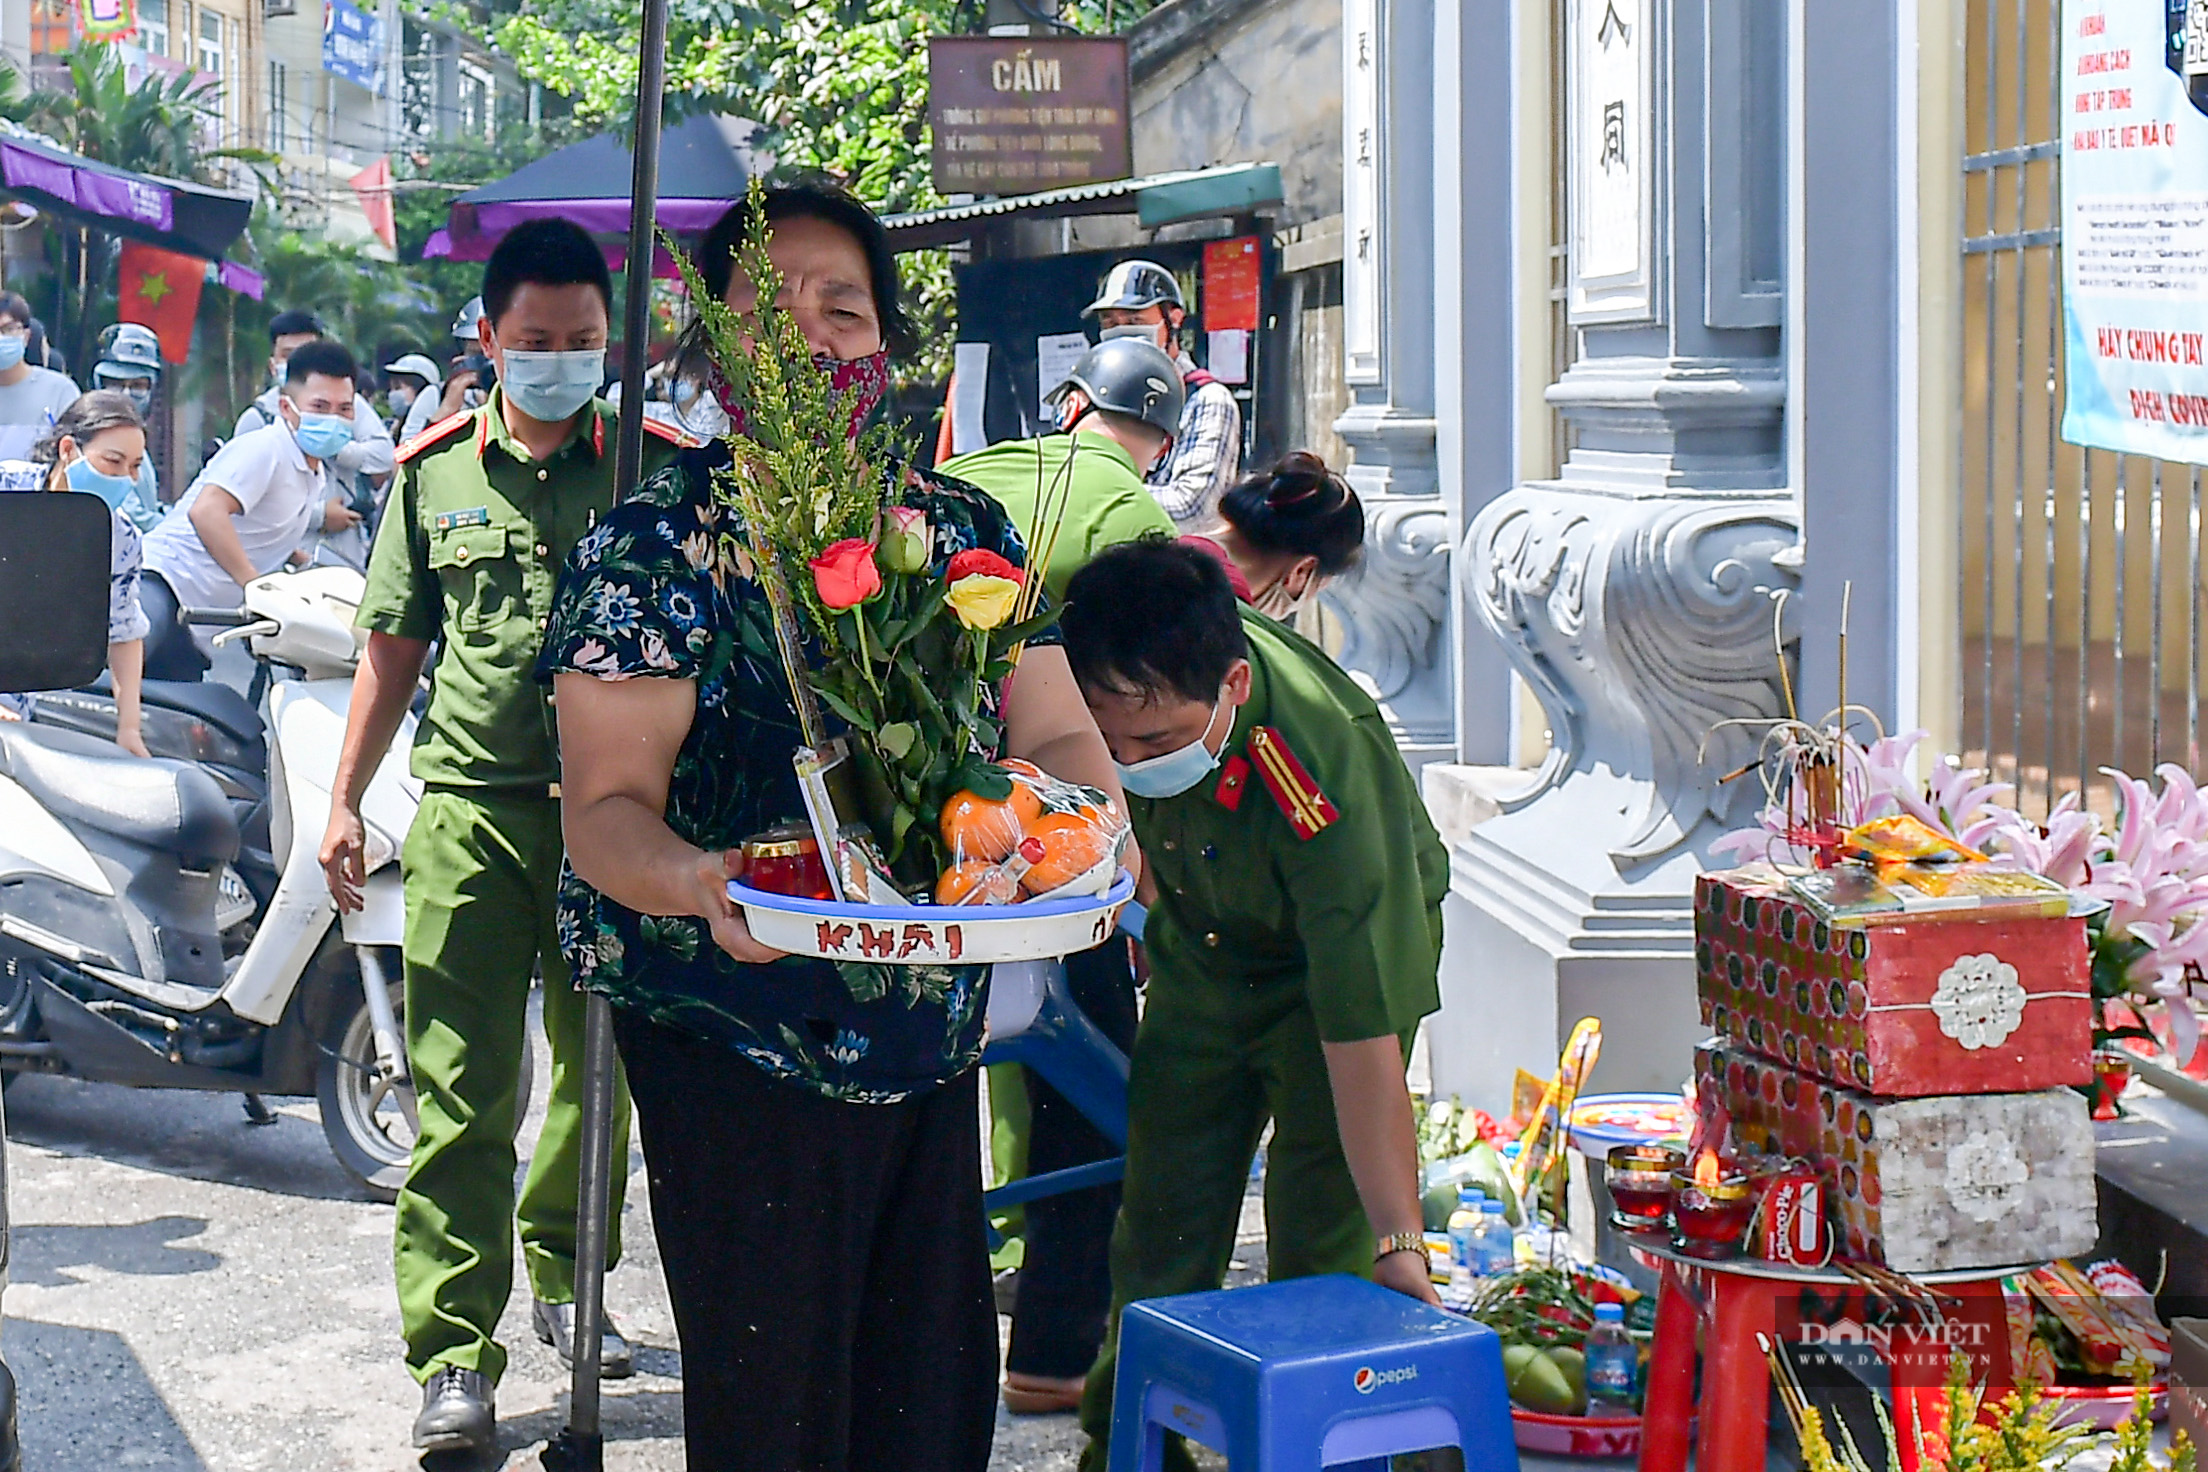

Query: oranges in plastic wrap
left=938, top=782, right=1044, bottom=862
left=934, top=764, right=1125, bottom=903
left=1019, top=810, right=1117, bottom=896
left=935, top=860, right=1020, bottom=906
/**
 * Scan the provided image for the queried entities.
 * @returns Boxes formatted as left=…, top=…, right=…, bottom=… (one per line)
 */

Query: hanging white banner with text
left=2059, top=0, right=2208, bottom=465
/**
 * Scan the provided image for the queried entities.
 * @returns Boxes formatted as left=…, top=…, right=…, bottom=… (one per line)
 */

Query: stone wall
left=1069, top=0, right=1341, bottom=253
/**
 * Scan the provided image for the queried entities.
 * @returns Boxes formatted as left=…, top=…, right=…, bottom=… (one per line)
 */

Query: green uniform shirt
left=1134, top=609, right=1448, bottom=1044
left=941, top=431, right=1174, bottom=600
left=354, top=392, right=685, bottom=791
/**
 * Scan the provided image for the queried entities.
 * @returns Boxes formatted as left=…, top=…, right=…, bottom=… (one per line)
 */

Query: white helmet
left=384, top=352, right=444, bottom=386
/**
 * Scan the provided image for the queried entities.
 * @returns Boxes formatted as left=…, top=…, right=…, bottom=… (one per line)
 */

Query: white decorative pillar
left=1328, top=0, right=1454, bottom=762
left=1430, top=0, right=1800, bottom=1105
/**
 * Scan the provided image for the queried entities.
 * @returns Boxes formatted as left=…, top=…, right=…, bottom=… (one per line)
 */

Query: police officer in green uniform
left=941, top=335, right=1182, bottom=601
left=1057, top=539, right=1448, bottom=1470
left=317, top=219, right=689, bottom=1456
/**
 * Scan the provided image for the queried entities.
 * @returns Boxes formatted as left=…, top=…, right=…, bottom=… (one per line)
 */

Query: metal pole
left=546, top=0, right=668, bottom=1464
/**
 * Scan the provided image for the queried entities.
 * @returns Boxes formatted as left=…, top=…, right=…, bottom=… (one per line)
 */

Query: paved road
left=0, top=996, right=1138, bottom=1471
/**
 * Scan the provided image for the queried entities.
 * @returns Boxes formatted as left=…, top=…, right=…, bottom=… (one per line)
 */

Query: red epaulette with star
left=395, top=409, right=477, bottom=463
left=1247, top=725, right=1338, bottom=840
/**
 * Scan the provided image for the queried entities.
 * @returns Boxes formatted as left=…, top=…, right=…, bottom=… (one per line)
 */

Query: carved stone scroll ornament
left=1463, top=488, right=1801, bottom=866
left=1325, top=501, right=1452, bottom=738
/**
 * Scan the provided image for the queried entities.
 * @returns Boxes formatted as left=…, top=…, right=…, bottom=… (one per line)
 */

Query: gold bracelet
left=1374, top=1230, right=1430, bottom=1264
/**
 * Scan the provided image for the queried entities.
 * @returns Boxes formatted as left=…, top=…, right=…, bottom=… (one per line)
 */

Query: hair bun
left=1266, top=450, right=1336, bottom=512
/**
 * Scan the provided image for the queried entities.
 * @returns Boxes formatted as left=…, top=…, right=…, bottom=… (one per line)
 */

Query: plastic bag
left=934, top=758, right=1130, bottom=906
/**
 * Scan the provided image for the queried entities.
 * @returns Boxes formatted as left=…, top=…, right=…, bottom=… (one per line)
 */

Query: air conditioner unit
left=264, top=0, right=297, bottom=16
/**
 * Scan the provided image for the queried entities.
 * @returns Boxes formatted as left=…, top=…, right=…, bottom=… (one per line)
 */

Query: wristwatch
left=1374, top=1231, right=1430, bottom=1265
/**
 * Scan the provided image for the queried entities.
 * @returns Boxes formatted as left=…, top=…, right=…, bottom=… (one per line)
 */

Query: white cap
left=383, top=352, right=444, bottom=386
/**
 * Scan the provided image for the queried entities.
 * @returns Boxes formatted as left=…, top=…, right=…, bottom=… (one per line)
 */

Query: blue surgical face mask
left=292, top=411, right=354, bottom=462
left=500, top=348, right=605, bottom=424
left=1113, top=695, right=1229, bottom=800
left=65, top=453, right=138, bottom=512
left=0, top=336, right=25, bottom=371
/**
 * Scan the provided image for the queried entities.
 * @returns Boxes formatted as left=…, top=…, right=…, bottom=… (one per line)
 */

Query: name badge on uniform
left=434, top=507, right=492, bottom=533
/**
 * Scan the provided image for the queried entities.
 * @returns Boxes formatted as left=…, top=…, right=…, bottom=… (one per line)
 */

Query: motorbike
left=0, top=566, right=435, bottom=1199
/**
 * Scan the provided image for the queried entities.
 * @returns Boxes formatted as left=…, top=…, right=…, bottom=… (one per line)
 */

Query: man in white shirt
left=233, top=309, right=394, bottom=495
left=0, top=290, right=82, bottom=464
left=142, top=340, right=361, bottom=679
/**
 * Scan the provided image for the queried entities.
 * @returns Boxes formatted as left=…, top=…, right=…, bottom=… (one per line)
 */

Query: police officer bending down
left=1056, top=539, right=1448, bottom=1472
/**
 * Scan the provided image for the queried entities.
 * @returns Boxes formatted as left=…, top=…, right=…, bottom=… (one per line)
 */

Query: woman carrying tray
left=541, top=182, right=1130, bottom=1472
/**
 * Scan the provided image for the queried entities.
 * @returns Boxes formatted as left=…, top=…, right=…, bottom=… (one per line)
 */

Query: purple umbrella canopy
left=0, top=120, right=253, bottom=262
left=425, top=112, right=760, bottom=265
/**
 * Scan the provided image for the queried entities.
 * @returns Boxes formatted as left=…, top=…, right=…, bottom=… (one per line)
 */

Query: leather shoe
left=413, top=1365, right=495, bottom=1454
left=533, top=1298, right=634, bottom=1379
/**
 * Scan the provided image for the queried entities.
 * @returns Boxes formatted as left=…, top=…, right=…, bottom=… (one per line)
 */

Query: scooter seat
left=84, top=672, right=265, bottom=749
left=0, top=723, right=239, bottom=862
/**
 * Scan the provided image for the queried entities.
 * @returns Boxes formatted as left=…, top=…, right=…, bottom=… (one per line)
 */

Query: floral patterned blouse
left=539, top=441, right=1054, bottom=1103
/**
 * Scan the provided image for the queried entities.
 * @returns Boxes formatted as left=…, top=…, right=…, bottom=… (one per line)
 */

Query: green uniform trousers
left=1075, top=986, right=1394, bottom=1471
left=394, top=787, right=633, bottom=1384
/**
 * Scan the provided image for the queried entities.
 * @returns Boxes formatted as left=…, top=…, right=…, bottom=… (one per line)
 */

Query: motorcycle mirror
left=0, top=493, right=113, bottom=693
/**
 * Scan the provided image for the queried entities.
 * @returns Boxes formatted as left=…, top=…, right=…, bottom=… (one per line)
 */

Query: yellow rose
left=946, top=574, right=1022, bottom=631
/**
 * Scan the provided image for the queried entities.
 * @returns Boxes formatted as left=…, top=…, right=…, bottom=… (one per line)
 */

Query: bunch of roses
left=795, top=509, right=1056, bottom=890
left=807, top=516, right=1026, bottom=633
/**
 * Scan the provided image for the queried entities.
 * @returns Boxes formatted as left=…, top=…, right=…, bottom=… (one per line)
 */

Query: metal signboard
left=928, top=36, right=1133, bottom=196
left=322, top=0, right=386, bottom=97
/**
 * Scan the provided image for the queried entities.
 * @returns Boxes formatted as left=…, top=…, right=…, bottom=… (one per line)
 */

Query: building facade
left=1344, top=0, right=2152, bottom=1107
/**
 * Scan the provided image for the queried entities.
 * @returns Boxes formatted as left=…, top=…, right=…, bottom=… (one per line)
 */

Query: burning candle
left=1672, top=1148, right=1754, bottom=1258
left=1604, top=1144, right=1684, bottom=1234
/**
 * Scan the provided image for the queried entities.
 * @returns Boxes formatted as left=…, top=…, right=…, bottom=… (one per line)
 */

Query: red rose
left=810, top=538, right=884, bottom=609
left=945, top=548, right=1024, bottom=586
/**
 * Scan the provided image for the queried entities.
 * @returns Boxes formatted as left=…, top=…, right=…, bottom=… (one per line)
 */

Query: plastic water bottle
left=1585, top=1302, right=1638, bottom=1415
left=1447, top=1188, right=1486, bottom=1291
left=1477, top=1200, right=1515, bottom=1276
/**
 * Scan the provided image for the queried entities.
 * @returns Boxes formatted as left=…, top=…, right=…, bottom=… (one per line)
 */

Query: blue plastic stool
left=1107, top=1274, right=1519, bottom=1472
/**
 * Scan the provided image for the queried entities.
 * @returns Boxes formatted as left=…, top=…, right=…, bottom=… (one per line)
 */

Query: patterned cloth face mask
left=715, top=350, right=891, bottom=444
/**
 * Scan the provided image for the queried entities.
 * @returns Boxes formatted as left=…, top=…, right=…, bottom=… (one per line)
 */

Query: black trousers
left=1004, top=940, right=1141, bottom=1379
left=612, top=1007, right=998, bottom=1472
left=137, top=572, right=210, bottom=683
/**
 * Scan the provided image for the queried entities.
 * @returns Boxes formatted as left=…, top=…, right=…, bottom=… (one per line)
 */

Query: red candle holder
left=1605, top=1144, right=1684, bottom=1234
left=1672, top=1168, right=1754, bottom=1258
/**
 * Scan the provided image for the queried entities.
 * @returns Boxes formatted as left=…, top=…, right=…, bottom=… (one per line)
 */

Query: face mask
left=500, top=348, right=606, bottom=424
left=1253, top=567, right=1318, bottom=622
left=292, top=411, right=354, bottom=462
left=123, top=388, right=154, bottom=416
left=65, top=454, right=137, bottom=512
left=1114, top=695, right=1229, bottom=800
left=269, top=360, right=287, bottom=389
left=716, top=349, right=890, bottom=444
left=388, top=387, right=415, bottom=415
left=0, top=336, right=25, bottom=371
left=672, top=376, right=701, bottom=406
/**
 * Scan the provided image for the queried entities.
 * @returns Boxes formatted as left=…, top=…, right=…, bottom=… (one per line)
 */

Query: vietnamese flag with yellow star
left=117, top=241, right=206, bottom=365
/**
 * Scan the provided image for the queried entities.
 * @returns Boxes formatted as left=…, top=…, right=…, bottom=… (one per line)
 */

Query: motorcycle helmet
left=451, top=296, right=486, bottom=343
left=1081, top=260, right=1185, bottom=318
left=1045, top=336, right=1185, bottom=437
left=95, top=322, right=164, bottom=379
